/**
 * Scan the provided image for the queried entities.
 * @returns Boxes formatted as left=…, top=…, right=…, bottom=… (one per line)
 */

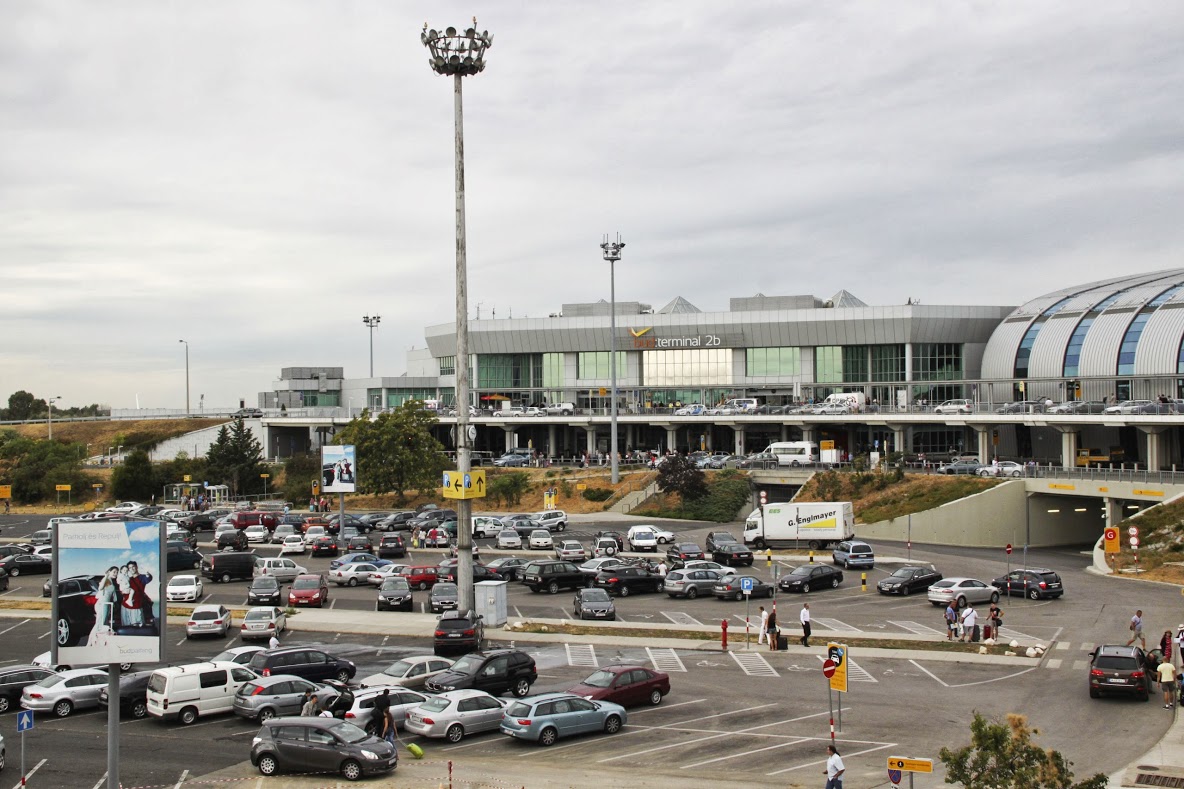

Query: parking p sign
left=740, top=577, right=754, bottom=596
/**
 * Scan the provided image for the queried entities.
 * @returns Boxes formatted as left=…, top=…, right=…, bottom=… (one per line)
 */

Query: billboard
left=52, top=519, right=166, bottom=666
left=321, top=445, right=357, bottom=493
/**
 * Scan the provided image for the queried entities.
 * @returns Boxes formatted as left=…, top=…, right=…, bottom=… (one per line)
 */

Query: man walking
left=757, top=605, right=769, bottom=646
left=800, top=602, right=812, bottom=647
left=1128, top=610, right=1146, bottom=649
left=1160, top=655, right=1178, bottom=710
left=824, top=744, right=845, bottom=789
left=960, top=603, right=978, bottom=643
left=945, top=601, right=958, bottom=641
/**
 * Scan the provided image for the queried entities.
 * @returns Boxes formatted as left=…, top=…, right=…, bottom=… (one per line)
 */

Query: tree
left=206, top=419, right=265, bottom=496
left=112, top=449, right=156, bottom=501
left=488, top=472, right=531, bottom=506
left=0, top=431, right=94, bottom=503
left=5, top=391, right=45, bottom=422
left=939, top=713, right=1106, bottom=789
left=280, top=453, right=320, bottom=505
left=657, top=455, right=708, bottom=501
left=334, top=402, right=447, bottom=503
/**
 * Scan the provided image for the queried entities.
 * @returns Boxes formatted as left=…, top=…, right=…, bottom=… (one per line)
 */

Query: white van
left=471, top=516, right=504, bottom=538
left=766, top=441, right=819, bottom=467
left=627, top=524, right=675, bottom=552
left=722, top=398, right=759, bottom=414
left=146, top=661, right=259, bottom=725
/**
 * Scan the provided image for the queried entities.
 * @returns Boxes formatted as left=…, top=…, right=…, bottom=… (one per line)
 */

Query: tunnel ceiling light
left=1047, top=509, right=1061, bottom=513
left=1127, top=505, right=1140, bottom=510
left=1074, top=508, right=1087, bottom=512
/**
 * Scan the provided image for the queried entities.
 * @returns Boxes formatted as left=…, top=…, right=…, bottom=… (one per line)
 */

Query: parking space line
left=565, top=644, right=598, bottom=668
left=0, top=619, right=31, bottom=637
left=628, top=699, right=706, bottom=714
left=813, top=654, right=876, bottom=683
left=90, top=772, right=108, bottom=789
left=0, top=588, right=17, bottom=597
left=173, top=768, right=189, bottom=788
left=661, top=612, right=702, bottom=626
left=813, top=617, right=858, bottom=632
left=37, top=631, right=50, bottom=639
left=645, top=647, right=686, bottom=673
left=766, top=742, right=895, bottom=776
left=9, top=757, right=47, bottom=789
left=909, top=658, right=1037, bottom=688
left=731, top=652, right=779, bottom=677
left=683, top=737, right=809, bottom=768
left=889, top=620, right=945, bottom=636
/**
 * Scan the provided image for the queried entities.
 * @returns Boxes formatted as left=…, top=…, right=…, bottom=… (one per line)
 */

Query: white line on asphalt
left=198, top=594, right=210, bottom=603
left=0, top=619, right=31, bottom=637
left=1072, top=659, right=1087, bottom=671
left=683, top=737, right=809, bottom=768
left=909, top=659, right=1037, bottom=687
left=90, top=772, right=108, bottom=789
left=381, top=636, right=389, bottom=646
left=173, top=768, right=189, bottom=788
left=813, top=617, right=858, bottom=632
left=0, top=589, right=16, bottom=597
left=628, top=699, right=706, bottom=714
left=37, top=631, right=50, bottom=639
left=513, top=606, right=523, bottom=617
left=909, top=660, right=948, bottom=686
left=329, top=599, right=337, bottom=609
left=889, top=620, right=945, bottom=636
left=766, top=742, right=895, bottom=776
left=661, top=612, right=702, bottom=626
left=1045, top=658, right=1062, bottom=669
left=254, top=778, right=264, bottom=788
left=10, top=758, right=47, bottom=789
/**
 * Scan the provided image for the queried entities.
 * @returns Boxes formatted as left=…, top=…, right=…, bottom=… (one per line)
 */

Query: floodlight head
left=600, top=233, right=626, bottom=263
left=422, top=20, right=493, bottom=76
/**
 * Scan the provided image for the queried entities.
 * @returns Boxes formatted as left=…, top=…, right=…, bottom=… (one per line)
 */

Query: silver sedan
left=21, top=668, right=107, bottom=717
left=927, top=577, right=1001, bottom=608
left=404, top=689, right=505, bottom=742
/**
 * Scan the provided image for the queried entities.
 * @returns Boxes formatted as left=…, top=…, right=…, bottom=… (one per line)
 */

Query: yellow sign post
left=887, top=757, right=932, bottom=773
left=442, top=470, right=487, bottom=500
left=1103, top=526, right=1121, bottom=554
left=55, top=484, right=72, bottom=506
left=0, top=485, right=10, bottom=500
left=183, top=475, right=192, bottom=483
left=827, top=642, right=849, bottom=693
left=820, top=440, right=835, bottom=451
left=576, top=483, right=587, bottom=491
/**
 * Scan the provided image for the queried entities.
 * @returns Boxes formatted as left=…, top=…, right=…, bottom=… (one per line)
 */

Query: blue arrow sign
left=463, top=474, right=472, bottom=489
left=17, top=709, right=33, bottom=732
left=740, top=577, right=754, bottom=594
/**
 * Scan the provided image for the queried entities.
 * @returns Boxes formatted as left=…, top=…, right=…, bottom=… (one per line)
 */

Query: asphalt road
left=0, top=513, right=1178, bottom=787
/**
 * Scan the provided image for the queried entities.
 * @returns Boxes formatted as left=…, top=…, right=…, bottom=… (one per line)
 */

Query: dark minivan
left=166, top=541, right=202, bottom=572
left=202, top=551, right=258, bottom=583
left=247, top=647, right=356, bottom=684
left=250, top=717, right=397, bottom=781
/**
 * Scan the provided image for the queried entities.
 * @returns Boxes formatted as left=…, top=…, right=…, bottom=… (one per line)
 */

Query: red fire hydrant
left=721, top=619, right=729, bottom=650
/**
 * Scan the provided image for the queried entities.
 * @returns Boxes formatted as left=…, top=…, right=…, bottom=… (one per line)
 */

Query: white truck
left=742, top=502, right=855, bottom=550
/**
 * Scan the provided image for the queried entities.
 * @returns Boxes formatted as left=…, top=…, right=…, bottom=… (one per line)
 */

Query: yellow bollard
left=766, top=548, right=772, bottom=568
left=809, top=550, right=814, bottom=564
left=861, top=571, right=867, bottom=592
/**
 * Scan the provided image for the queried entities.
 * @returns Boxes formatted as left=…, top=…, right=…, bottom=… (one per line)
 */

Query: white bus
left=766, top=441, right=818, bottom=467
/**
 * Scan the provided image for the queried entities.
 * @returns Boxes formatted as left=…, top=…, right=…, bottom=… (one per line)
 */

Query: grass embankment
left=632, top=471, right=751, bottom=523
left=1100, top=497, right=1184, bottom=584
left=796, top=469, right=1000, bottom=523
left=7, top=418, right=225, bottom=450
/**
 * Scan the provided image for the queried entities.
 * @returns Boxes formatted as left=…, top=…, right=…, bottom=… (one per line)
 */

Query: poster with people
left=322, top=444, right=357, bottom=493
left=53, top=519, right=165, bottom=666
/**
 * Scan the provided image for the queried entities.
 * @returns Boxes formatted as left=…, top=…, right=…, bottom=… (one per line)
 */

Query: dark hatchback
left=665, top=543, right=706, bottom=568
left=375, top=576, right=414, bottom=612
left=779, top=564, right=844, bottom=593
left=0, top=553, right=53, bottom=576
left=250, top=717, right=397, bottom=781
left=521, top=560, right=585, bottom=594
left=438, top=563, right=503, bottom=584
left=247, top=577, right=283, bottom=606
left=0, top=664, right=58, bottom=714
left=485, top=557, right=527, bottom=581
left=1089, top=645, right=1152, bottom=700
left=572, top=588, right=617, bottom=620
left=877, top=565, right=943, bottom=596
left=99, top=669, right=154, bottom=719
left=991, top=568, right=1064, bottom=600
left=247, top=647, right=356, bottom=683
left=433, top=609, right=485, bottom=656
left=594, top=566, right=663, bottom=597
left=377, top=533, right=407, bottom=559
left=430, top=583, right=460, bottom=614
left=311, top=537, right=340, bottom=557
left=711, top=544, right=754, bottom=566
left=425, top=649, right=536, bottom=697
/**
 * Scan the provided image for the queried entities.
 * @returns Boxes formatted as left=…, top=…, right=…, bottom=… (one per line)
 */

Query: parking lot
left=0, top=513, right=1178, bottom=786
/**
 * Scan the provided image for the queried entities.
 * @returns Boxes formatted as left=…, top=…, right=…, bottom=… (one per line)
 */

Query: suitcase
left=971, top=624, right=981, bottom=643
left=777, top=634, right=788, bottom=650
left=983, top=624, right=992, bottom=640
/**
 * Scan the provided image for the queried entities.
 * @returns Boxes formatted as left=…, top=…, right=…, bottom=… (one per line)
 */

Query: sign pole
left=827, top=687, right=835, bottom=744
left=745, top=594, right=750, bottom=650
left=107, top=662, right=120, bottom=789
left=21, top=725, right=24, bottom=787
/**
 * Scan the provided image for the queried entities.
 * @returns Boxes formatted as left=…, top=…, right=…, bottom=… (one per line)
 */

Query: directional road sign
left=827, top=642, right=849, bottom=693
left=442, top=469, right=486, bottom=500
left=887, top=757, right=933, bottom=774
left=1104, top=527, right=1120, bottom=553
left=740, top=577, right=754, bottom=596
left=16, top=709, right=33, bottom=732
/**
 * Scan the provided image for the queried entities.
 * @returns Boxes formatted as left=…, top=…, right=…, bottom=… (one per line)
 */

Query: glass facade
left=577, top=352, right=628, bottom=380
left=1116, top=313, right=1149, bottom=376
left=1014, top=297, right=1072, bottom=378
left=642, top=349, right=731, bottom=387
left=1062, top=318, right=1093, bottom=378
left=385, top=388, right=440, bottom=407
left=842, top=346, right=868, bottom=383
left=745, top=347, right=801, bottom=377
left=438, top=356, right=456, bottom=376
left=297, top=391, right=339, bottom=407
left=477, top=354, right=542, bottom=389
left=814, top=347, right=843, bottom=383
left=914, top=343, right=963, bottom=381
left=870, top=345, right=906, bottom=382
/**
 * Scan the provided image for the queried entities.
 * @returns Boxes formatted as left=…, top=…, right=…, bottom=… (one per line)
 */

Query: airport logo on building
left=629, top=326, right=722, bottom=349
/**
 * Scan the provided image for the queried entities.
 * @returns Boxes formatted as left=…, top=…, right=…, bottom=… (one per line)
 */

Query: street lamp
left=362, top=316, right=381, bottom=377
left=178, top=340, right=190, bottom=415
left=47, top=396, right=62, bottom=440
left=601, top=235, right=625, bottom=484
left=422, top=19, right=493, bottom=613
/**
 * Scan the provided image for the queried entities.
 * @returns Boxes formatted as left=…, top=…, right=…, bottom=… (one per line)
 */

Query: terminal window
left=642, top=349, right=731, bottom=387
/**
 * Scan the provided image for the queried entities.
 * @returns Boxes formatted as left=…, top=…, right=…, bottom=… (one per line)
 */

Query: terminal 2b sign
left=627, top=328, right=743, bottom=349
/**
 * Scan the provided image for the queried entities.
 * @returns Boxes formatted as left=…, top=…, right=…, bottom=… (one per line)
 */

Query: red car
left=566, top=665, right=670, bottom=707
left=287, top=574, right=330, bottom=608
left=400, top=565, right=440, bottom=591
left=311, top=536, right=340, bottom=557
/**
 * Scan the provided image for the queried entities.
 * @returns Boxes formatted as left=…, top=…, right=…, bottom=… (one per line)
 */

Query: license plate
left=448, top=633, right=461, bottom=638
left=1107, top=678, right=1127, bottom=684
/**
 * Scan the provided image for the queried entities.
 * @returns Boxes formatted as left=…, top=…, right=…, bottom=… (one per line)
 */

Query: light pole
left=362, top=316, right=381, bottom=377
left=178, top=340, right=190, bottom=415
left=422, top=19, right=493, bottom=613
left=601, top=235, right=625, bottom=484
left=47, top=396, right=62, bottom=440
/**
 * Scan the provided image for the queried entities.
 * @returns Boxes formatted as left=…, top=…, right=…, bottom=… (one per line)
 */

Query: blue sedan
left=500, top=693, right=626, bottom=746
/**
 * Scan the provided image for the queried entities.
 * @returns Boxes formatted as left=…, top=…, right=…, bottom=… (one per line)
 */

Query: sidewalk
left=1112, top=709, right=1184, bottom=786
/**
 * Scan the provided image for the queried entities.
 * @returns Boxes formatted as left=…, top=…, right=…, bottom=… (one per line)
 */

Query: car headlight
left=442, top=685, right=455, bottom=691
left=252, top=737, right=262, bottom=745
left=361, top=749, right=379, bottom=760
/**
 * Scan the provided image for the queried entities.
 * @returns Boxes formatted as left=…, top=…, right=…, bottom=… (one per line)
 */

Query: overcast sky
left=2, top=2, right=1182, bottom=411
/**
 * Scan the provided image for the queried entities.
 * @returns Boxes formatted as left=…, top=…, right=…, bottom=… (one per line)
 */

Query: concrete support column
left=781, top=424, right=789, bottom=442
left=626, top=424, right=634, bottom=453
left=734, top=427, right=746, bottom=456
left=801, top=427, right=816, bottom=444
left=884, top=423, right=907, bottom=457
left=502, top=427, right=516, bottom=453
left=1104, top=497, right=1124, bottom=530
left=665, top=426, right=678, bottom=454
left=704, top=430, right=712, bottom=453
left=1139, top=426, right=1167, bottom=471
left=584, top=427, right=597, bottom=457
left=977, top=427, right=991, bottom=464
left=1059, top=429, right=1079, bottom=471
left=548, top=424, right=557, bottom=458
left=904, top=343, right=913, bottom=387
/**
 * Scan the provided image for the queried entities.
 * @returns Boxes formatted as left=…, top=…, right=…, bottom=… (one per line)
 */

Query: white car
left=337, top=686, right=433, bottom=732
left=279, top=535, right=307, bottom=554
left=554, top=541, right=588, bottom=562
left=166, top=574, right=204, bottom=602
left=528, top=530, right=553, bottom=550
left=105, top=502, right=143, bottom=514
left=243, top=525, right=270, bottom=543
left=471, top=516, right=504, bottom=538
left=496, top=529, right=522, bottom=550
left=303, top=525, right=327, bottom=545
left=627, top=524, right=675, bottom=551
left=544, top=402, right=575, bottom=416
left=367, top=564, right=405, bottom=586
left=239, top=607, right=287, bottom=641
left=522, top=407, right=546, bottom=417
left=933, top=399, right=974, bottom=415
left=682, top=560, right=739, bottom=578
left=329, top=562, right=380, bottom=587
left=358, top=656, right=454, bottom=690
left=532, top=510, right=568, bottom=532
left=978, top=461, right=1025, bottom=478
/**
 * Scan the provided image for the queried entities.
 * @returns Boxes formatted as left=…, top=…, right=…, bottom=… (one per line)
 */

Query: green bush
left=582, top=487, right=613, bottom=502
left=632, top=475, right=750, bottom=523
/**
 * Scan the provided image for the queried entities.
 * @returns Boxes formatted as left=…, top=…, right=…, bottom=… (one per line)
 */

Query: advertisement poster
left=321, top=444, right=357, bottom=493
left=53, top=519, right=165, bottom=666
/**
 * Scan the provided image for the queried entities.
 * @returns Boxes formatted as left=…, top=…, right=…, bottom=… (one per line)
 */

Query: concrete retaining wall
left=149, top=421, right=234, bottom=462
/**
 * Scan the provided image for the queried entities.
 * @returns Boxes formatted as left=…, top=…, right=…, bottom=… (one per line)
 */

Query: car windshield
left=245, top=609, right=272, bottom=621
left=434, top=584, right=458, bottom=595
left=381, top=578, right=409, bottom=591
left=213, top=649, right=248, bottom=662
left=327, top=720, right=370, bottom=744
left=581, top=589, right=611, bottom=602
left=420, top=697, right=451, bottom=712
left=531, top=531, right=549, bottom=538
left=580, top=669, right=616, bottom=689
left=678, top=544, right=697, bottom=551
left=292, top=578, right=320, bottom=589
left=788, top=567, right=813, bottom=578
left=450, top=655, right=483, bottom=675
left=889, top=569, right=916, bottom=579
left=252, top=579, right=278, bottom=589
left=170, top=578, right=194, bottom=587
left=383, top=660, right=412, bottom=677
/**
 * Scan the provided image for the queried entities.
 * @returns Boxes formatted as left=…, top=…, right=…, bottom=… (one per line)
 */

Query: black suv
left=433, top=609, right=484, bottom=655
left=425, top=649, right=537, bottom=697
left=1088, top=645, right=1152, bottom=700
left=98, top=669, right=155, bottom=719
left=0, top=664, right=58, bottom=714
left=377, top=533, right=407, bottom=559
left=217, top=529, right=249, bottom=552
left=665, top=543, right=706, bottom=568
left=247, top=647, right=356, bottom=683
left=247, top=576, right=282, bottom=605
left=520, top=560, right=585, bottom=594
left=991, top=568, right=1064, bottom=600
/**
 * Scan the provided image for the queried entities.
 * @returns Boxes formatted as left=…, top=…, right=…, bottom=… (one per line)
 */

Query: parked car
left=522, top=560, right=586, bottom=594
left=217, top=530, right=249, bottom=552
left=187, top=605, right=233, bottom=639
left=358, top=656, right=454, bottom=690
left=494, top=530, right=522, bottom=551
left=573, top=587, right=617, bottom=620
left=500, top=693, right=627, bottom=746
left=250, top=717, right=397, bottom=780
left=978, top=461, right=1025, bottom=478
left=270, top=524, right=297, bottom=544
left=311, top=536, right=339, bottom=557
left=533, top=510, right=568, bottom=532
left=377, top=533, right=407, bottom=558
left=437, top=563, right=504, bottom=585
left=664, top=568, right=726, bottom=599
left=594, top=566, right=663, bottom=597
left=713, top=575, right=775, bottom=600
left=595, top=531, right=626, bottom=552
left=98, top=669, right=154, bottom=719
left=338, top=686, right=431, bottom=733
left=240, top=607, right=287, bottom=641
left=0, top=553, right=53, bottom=577
left=430, top=582, right=460, bottom=614
left=991, top=568, right=1064, bottom=600
left=405, top=689, right=506, bottom=742
left=711, top=543, right=754, bottom=566
left=401, top=565, right=441, bottom=591
left=485, top=557, right=528, bottom=581
left=933, top=399, right=974, bottom=414
left=376, top=576, right=414, bottom=612
left=831, top=541, right=875, bottom=569
left=203, top=551, right=258, bottom=583
left=566, top=665, right=670, bottom=707
left=554, top=540, right=588, bottom=562
left=665, top=542, right=706, bottom=568
left=346, top=535, right=373, bottom=553
left=544, top=402, right=576, bottom=416
left=779, top=564, right=844, bottom=593
left=279, top=535, right=306, bottom=555
left=1047, top=400, right=1107, bottom=414
left=244, top=525, right=270, bottom=544
left=287, top=574, right=330, bottom=607
left=424, top=649, right=537, bottom=697
left=21, top=668, right=106, bottom=717
left=0, top=665, right=58, bottom=715
left=247, top=647, right=356, bottom=683
left=627, top=525, right=675, bottom=550
left=303, top=526, right=328, bottom=546
left=493, top=453, right=530, bottom=467
left=330, top=563, right=382, bottom=587
left=166, top=574, right=204, bottom=602
left=1088, top=645, right=1152, bottom=701
left=529, top=530, right=554, bottom=550
left=705, top=532, right=740, bottom=552
left=878, top=565, right=943, bottom=595
left=247, top=576, right=283, bottom=606
left=996, top=400, right=1047, bottom=414
left=433, top=609, right=484, bottom=655
left=233, top=674, right=332, bottom=721
left=254, top=557, right=306, bottom=583
left=211, top=646, right=267, bottom=666
left=927, top=578, right=1001, bottom=607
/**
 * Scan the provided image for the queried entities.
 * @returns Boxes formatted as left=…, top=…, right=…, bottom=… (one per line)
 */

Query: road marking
left=10, top=757, right=47, bottom=789
left=889, top=620, right=946, bottom=636
left=329, top=599, right=337, bottom=609
left=815, top=654, right=876, bottom=683
left=566, top=644, right=598, bottom=668
left=683, top=737, right=809, bottom=768
left=629, top=699, right=706, bottom=714
left=909, top=659, right=1038, bottom=687
left=0, top=619, right=31, bottom=637
left=1072, top=659, right=1088, bottom=671
left=0, top=588, right=16, bottom=597
left=766, top=742, right=896, bottom=776
left=173, top=768, right=190, bottom=788
left=646, top=647, right=686, bottom=673
left=1045, top=658, right=1062, bottom=669
left=731, top=651, right=779, bottom=677
left=813, top=617, right=858, bottom=632
left=176, top=637, right=187, bottom=646
left=1081, top=642, right=1095, bottom=653
left=381, top=636, right=389, bottom=646
left=662, top=612, right=702, bottom=626
left=90, top=772, right=108, bottom=789
left=1055, top=641, right=1069, bottom=650
left=37, top=630, right=50, bottom=639
left=513, top=606, right=522, bottom=617
left=198, top=594, right=210, bottom=603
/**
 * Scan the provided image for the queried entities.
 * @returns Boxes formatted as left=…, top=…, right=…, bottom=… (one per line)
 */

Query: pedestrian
left=988, top=602, right=1003, bottom=640
left=824, top=744, right=845, bottom=789
left=1162, top=630, right=1174, bottom=665
left=300, top=692, right=319, bottom=717
left=944, top=601, right=958, bottom=641
left=758, top=605, right=769, bottom=645
left=382, top=707, right=396, bottom=746
left=800, top=602, right=812, bottom=647
left=1128, top=610, right=1146, bottom=649
left=269, top=632, right=280, bottom=650
left=1160, top=655, right=1178, bottom=710
left=657, top=560, right=668, bottom=578
left=767, top=608, right=779, bottom=652
left=959, top=603, right=978, bottom=643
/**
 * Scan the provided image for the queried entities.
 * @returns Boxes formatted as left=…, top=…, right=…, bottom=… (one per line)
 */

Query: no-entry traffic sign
left=1005, top=543, right=1012, bottom=555
left=822, top=659, right=837, bottom=678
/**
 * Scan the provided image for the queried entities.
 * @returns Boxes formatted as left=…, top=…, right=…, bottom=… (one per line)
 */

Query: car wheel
left=901, top=585, right=911, bottom=596
left=419, top=582, right=429, bottom=591
left=347, top=578, right=358, bottom=587
left=990, top=592, right=1000, bottom=603
left=340, top=758, right=363, bottom=781
left=1028, top=589, right=1040, bottom=600
left=179, top=706, right=198, bottom=725
left=648, top=689, right=663, bottom=706
left=8, top=568, right=17, bottom=577
left=258, top=707, right=276, bottom=721
left=956, top=596, right=967, bottom=608
left=0, top=696, right=10, bottom=713
left=831, top=578, right=840, bottom=588
left=131, top=700, right=148, bottom=719
left=192, top=560, right=200, bottom=569
left=513, top=678, right=532, bottom=698
left=1089, top=687, right=1100, bottom=699
left=53, top=699, right=74, bottom=717
left=686, top=587, right=698, bottom=600
left=539, top=726, right=559, bottom=746
left=446, top=723, right=465, bottom=743
left=548, top=581, right=560, bottom=595
left=604, top=714, right=623, bottom=734
left=56, top=617, right=71, bottom=646
left=257, top=754, right=279, bottom=776
left=619, top=585, right=630, bottom=597
left=657, top=537, right=668, bottom=544
left=221, top=572, right=231, bottom=583
left=766, top=587, right=774, bottom=598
